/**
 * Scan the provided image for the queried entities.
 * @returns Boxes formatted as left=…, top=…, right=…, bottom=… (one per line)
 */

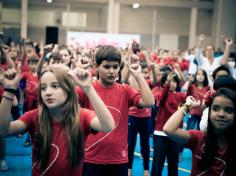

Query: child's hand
left=52, top=44, right=59, bottom=53
left=73, top=67, right=92, bottom=92
left=187, top=74, right=194, bottom=82
left=131, top=54, right=139, bottom=64
left=148, top=62, right=156, bottom=70
left=129, top=63, right=142, bottom=79
left=0, top=68, right=21, bottom=90
left=53, top=63, right=70, bottom=72
left=43, top=44, right=54, bottom=55
left=222, top=36, right=233, bottom=46
left=167, top=72, right=175, bottom=82
left=186, top=96, right=201, bottom=109
left=199, top=34, right=205, bottom=41
left=77, top=55, right=91, bottom=69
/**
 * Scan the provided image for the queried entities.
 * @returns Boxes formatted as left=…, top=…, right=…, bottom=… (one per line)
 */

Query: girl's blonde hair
left=37, top=66, right=83, bottom=169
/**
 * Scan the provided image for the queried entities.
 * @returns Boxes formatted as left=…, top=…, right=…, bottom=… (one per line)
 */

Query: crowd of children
left=0, top=31, right=236, bottom=176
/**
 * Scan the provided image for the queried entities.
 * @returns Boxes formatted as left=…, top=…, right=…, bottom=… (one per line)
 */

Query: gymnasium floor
left=1, top=134, right=192, bottom=176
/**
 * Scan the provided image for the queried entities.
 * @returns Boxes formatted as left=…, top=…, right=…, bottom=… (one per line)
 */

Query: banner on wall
left=67, top=31, right=140, bottom=49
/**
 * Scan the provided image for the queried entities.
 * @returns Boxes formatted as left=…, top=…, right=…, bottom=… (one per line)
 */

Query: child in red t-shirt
left=151, top=72, right=186, bottom=176
left=77, top=45, right=155, bottom=176
left=182, top=68, right=210, bottom=130
left=164, top=88, right=236, bottom=176
left=0, top=66, right=114, bottom=176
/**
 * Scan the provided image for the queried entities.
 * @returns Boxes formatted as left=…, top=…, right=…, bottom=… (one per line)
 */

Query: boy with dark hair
left=212, top=65, right=230, bottom=80
left=77, top=45, right=154, bottom=176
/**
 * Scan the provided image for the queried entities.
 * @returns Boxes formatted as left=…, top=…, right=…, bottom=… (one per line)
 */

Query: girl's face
left=48, top=59, right=61, bottom=66
left=196, top=70, right=205, bottom=83
left=169, top=80, right=177, bottom=92
left=142, top=67, right=149, bottom=79
left=59, top=49, right=71, bottom=66
left=40, top=72, right=68, bottom=110
left=210, top=96, right=235, bottom=132
left=8, top=47, right=18, bottom=59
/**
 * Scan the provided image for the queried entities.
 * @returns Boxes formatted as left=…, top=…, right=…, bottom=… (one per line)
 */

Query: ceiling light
left=47, top=0, right=53, bottom=3
left=132, top=3, right=140, bottom=9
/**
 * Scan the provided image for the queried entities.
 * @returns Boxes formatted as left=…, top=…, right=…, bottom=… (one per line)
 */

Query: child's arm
left=163, top=96, right=201, bottom=144
left=1, top=48, right=15, bottom=69
left=182, top=74, right=193, bottom=93
left=220, top=36, right=233, bottom=65
left=37, top=44, right=54, bottom=77
left=149, top=63, right=159, bottom=86
left=0, top=68, right=27, bottom=136
left=73, top=67, right=115, bottom=132
left=195, top=34, right=205, bottom=66
left=129, top=63, right=155, bottom=107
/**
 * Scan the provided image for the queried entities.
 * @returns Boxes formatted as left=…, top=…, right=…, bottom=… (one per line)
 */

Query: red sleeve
left=76, top=86, right=87, bottom=107
left=126, top=85, right=142, bottom=107
left=18, top=109, right=39, bottom=131
left=184, top=130, right=205, bottom=149
left=21, top=72, right=27, bottom=80
left=79, top=108, right=96, bottom=135
left=180, top=59, right=189, bottom=71
left=186, top=83, right=193, bottom=97
left=159, top=83, right=170, bottom=107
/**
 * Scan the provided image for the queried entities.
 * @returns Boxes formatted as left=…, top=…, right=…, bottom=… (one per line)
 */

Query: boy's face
left=28, top=60, right=38, bottom=72
left=97, top=60, right=120, bottom=87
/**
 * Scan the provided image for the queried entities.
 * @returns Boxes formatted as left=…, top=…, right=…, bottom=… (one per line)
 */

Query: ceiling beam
left=2, top=0, right=214, bottom=10
left=116, top=0, right=214, bottom=9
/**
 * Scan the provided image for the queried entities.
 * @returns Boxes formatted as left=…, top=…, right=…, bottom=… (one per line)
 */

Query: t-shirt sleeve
left=126, top=85, right=142, bottom=107
left=79, top=108, right=96, bottom=135
left=76, top=86, right=87, bottom=107
left=184, top=130, right=204, bottom=149
left=18, top=109, right=38, bottom=131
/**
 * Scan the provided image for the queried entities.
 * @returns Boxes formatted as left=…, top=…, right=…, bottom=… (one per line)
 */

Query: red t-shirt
left=128, top=80, right=152, bottom=117
left=21, top=72, right=38, bottom=109
left=151, top=84, right=163, bottom=106
left=19, top=55, right=30, bottom=73
left=19, top=108, right=95, bottom=176
left=187, top=84, right=210, bottom=116
left=128, top=106, right=151, bottom=117
left=185, top=130, right=230, bottom=176
left=77, top=81, right=141, bottom=164
left=155, top=84, right=186, bottom=131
